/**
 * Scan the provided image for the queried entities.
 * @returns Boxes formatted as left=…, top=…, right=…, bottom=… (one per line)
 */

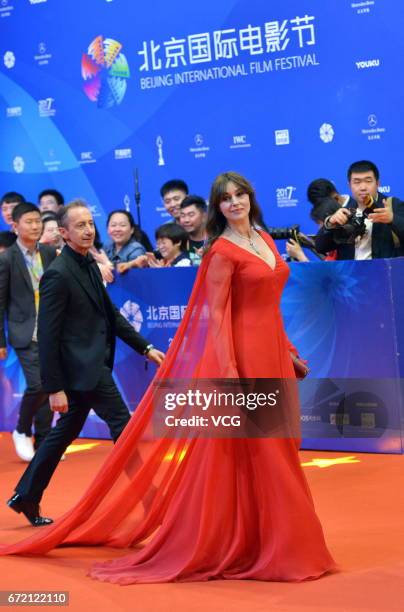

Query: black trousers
left=14, top=342, right=53, bottom=448
left=15, top=363, right=131, bottom=504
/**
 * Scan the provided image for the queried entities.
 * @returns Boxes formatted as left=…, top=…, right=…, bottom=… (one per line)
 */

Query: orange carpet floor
left=0, top=433, right=403, bottom=612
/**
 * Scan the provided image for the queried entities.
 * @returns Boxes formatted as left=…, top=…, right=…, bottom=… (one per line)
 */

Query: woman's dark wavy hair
left=205, top=172, right=264, bottom=253
left=107, top=209, right=142, bottom=243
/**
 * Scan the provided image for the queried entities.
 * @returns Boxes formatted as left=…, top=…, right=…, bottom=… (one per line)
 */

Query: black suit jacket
left=0, top=242, right=57, bottom=349
left=315, top=194, right=404, bottom=259
left=38, top=245, right=150, bottom=393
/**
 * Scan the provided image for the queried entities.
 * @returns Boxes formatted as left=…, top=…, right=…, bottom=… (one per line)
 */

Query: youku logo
left=81, top=35, right=130, bottom=108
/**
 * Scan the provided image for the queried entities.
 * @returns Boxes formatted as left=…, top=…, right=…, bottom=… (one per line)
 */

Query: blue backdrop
left=1, top=0, right=404, bottom=241
left=1, top=260, right=403, bottom=454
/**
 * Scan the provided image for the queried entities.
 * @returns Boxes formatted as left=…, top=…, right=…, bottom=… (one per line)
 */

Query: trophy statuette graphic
left=156, top=136, right=165, bottom=166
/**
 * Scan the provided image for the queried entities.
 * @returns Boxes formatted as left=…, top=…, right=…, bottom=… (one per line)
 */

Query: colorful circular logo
left=81, top=35, right=130, bottom=108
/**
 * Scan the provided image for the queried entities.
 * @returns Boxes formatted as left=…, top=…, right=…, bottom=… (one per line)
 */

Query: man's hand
left=328, top=208, right=351, bottom=226
left=0, top=347, right=7, bottom=360
left=147, top=349, right=165, bottom=366
left=368, top=203, right=393, bottom=224
left=49, top=391, right=69, bottom=413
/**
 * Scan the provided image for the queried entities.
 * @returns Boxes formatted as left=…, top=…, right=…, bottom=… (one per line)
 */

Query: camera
left=268, top=224, right=317, bottom=250
left=329, top=195, right=376, bottom=245
left=267, top=224, right=324, bottom=260
left=267, top=224, right=300, bottom=241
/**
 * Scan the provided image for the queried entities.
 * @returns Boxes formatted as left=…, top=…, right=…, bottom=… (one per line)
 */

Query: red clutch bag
left=290, top=353, right=310, bottom=379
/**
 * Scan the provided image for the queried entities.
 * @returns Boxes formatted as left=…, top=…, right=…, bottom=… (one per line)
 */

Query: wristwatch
left=143, top=343, right=154, bottom=355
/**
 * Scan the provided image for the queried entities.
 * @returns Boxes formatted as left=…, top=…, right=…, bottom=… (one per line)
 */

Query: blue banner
left=1, top=260, right=403, bottom=453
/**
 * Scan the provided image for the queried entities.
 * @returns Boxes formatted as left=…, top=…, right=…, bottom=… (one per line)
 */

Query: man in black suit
left=7, top=200, right=164, bottom=526
left=0, top=203, right=57, bottom=461
left=315, top=160, right=404, bottom=259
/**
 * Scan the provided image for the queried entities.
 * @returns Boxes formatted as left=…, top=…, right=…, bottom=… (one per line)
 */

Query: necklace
left=227, top=225, right=260, bottom=255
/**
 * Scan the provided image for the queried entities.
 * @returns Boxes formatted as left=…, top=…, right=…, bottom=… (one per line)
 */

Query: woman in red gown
left=1, top=172, right=336, bottom=584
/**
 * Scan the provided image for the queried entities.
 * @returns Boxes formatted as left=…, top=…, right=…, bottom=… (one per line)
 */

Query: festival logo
left=319, top=123, right=334, bottom=143
left=13, top=156, right=24, bottom=173
left=4, top=51, right=15, bottom=68
left=120, top=301, right=143, bottom=333
left=81, top=35, right=130, bottom=108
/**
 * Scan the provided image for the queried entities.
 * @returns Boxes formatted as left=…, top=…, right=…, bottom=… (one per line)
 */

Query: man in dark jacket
left=315, top=161, right=404, bottom=259
left=0, top=203, right=57, bottom=461
left=7, top=201, right=164, bottom=526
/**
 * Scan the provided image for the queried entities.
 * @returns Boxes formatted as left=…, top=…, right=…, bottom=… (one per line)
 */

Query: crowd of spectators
left=2, top=161, right=403, bottom=274
left=1, top=160, right=404, bottom=462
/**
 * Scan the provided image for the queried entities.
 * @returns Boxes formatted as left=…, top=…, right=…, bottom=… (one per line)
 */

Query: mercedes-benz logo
left=368, top=114, right=378, bottom=128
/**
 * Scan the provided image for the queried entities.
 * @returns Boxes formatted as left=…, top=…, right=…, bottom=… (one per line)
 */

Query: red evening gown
left=0, top=232, right=336, bottom=584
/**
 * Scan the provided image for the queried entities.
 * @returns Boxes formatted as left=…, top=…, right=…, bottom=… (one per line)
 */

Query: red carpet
left=1, top=433, right=403, bottom=611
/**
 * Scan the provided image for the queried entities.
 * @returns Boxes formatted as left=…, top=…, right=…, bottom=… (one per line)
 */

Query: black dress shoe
left=7, top=493, right=53, bottom=527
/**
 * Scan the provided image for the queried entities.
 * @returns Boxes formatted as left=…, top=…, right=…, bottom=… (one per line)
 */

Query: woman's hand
left=90, top=248, right=111, bottom=266
left=145, top=253, right=163, bottom=268
left=116, top=255, right=149, bottom=274
left=290, top=352, right=309, bottom=378
left=116, top=261, right=132, bottom=274
left=98, top=263, right=114, bottom=284
left=286, top=239, right=309, bottom=262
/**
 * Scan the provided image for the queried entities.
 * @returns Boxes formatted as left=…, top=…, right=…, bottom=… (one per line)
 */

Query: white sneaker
left=12, top=430, right=35, bottom=462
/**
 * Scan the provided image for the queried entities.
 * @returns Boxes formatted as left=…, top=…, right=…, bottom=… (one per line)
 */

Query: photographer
left=315, top=161, right=404, bottom=259
left=286, top=180, right=343, bottom=262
